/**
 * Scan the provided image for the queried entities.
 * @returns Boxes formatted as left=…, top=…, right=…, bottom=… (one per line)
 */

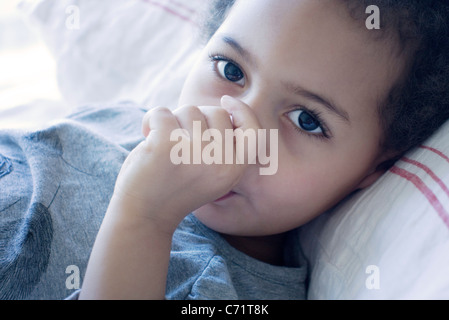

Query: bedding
left=300, top=121, right=449, bottom=299
left=0, top=2, right=65, bottom=129
left=18, top=0, right=203, bottom=109
left=1, top=0, right=449, bottom=299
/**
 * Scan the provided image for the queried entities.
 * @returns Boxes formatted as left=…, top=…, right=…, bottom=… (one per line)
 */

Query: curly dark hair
left=200, top=0, right=449, bottom=166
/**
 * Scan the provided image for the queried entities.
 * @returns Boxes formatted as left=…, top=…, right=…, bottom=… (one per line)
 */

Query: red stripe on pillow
left=140, top=0, right=199, bottom=26
left=420, top=145, right=449, bottom=164
left=401, top=157, right=449, bottom=199
left=168, top=0, right=197, bottom=14
left=390, top=166, right=449, bottom=230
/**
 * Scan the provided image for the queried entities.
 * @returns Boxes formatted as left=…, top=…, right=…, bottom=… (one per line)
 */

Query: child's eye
left=211, top=56, right=246, bottom=87
left=217, top=60, right=245, bottom=86
left=287, top=109, right=327, bottom=137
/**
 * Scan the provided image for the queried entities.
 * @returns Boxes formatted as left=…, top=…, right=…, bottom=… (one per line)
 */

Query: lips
left=214, top=191, right=237, bottom=202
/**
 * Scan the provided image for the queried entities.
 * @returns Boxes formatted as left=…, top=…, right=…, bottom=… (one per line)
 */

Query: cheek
left=253, top=157, right=360, bottom=225
left=247, top=168, right=323, bottom=225
left=179, top=68, right=209, bottom=106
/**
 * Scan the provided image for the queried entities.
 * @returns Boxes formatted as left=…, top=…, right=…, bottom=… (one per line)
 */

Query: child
left=77, top=0, right=449, bottom=299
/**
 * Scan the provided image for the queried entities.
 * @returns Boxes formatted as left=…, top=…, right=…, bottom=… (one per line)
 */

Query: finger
left=143, top=107, right=180, bottom=149
left=196, top=106, right=235, bottom=165
left=220, top=96, right=262, bottom=165
left=142, top=107, right=179, bottom=137
left=220, top=96, right=261, bottom=132
left=172, top=105, right=208, bottom=138
left=141, top=109, right=152, bottom=137
left=197, top=105, right=234, bottom=133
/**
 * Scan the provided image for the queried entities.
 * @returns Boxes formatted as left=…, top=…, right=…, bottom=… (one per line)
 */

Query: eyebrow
left=220, top=34, right=351, bottom=123
left=283, top=82, right=350, bottom=123
left=222, top=35, right=256, bottom=67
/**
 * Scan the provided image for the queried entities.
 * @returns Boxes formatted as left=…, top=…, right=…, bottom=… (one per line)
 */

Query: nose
left=236, top=86, right=274, bottom=129
left=230, top=87, right=279, bottom=176
left=239, top=85, right=270, bottom=111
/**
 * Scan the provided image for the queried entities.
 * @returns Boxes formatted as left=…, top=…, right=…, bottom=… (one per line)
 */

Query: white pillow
left=300, top=120, right=449, bottom=299
left=19, top=0, right=206, bottom=108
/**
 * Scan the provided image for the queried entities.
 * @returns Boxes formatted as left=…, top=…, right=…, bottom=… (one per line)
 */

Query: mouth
left=214, top=191, right=238, bottom=203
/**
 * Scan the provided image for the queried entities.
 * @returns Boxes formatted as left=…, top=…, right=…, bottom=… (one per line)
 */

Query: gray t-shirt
left=167, top=214, right=307, bottom=300
left=0, top=103, right=307, bottom=300
left=68, top=213, right=307, bottom=300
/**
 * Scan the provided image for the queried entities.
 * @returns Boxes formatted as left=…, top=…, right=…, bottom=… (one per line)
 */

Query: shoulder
left=68, top=102, right=146, bottom=143
left=36, top=101, right=147, bottom=152
left=68, top=101, right=146, bottom=124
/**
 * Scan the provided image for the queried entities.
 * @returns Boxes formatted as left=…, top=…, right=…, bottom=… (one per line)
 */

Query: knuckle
left=180, top=105, right=202, bottom=117
left=214, top=107, right=231, bottom=118
left=148, top=107, right=174, bottom=122
left=152, top=106, right=172, bottom=115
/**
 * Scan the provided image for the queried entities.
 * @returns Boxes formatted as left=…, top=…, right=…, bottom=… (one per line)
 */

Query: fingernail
left=221, top=95, right=238, bottom=110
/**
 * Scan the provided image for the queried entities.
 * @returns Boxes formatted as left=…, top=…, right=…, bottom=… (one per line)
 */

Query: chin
left=192, top=205, right=280, bottom=237
left=193, top=205, right=252, bottom=236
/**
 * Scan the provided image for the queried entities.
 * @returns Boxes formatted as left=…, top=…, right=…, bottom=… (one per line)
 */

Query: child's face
left=179, top=0, right=405, bottom=236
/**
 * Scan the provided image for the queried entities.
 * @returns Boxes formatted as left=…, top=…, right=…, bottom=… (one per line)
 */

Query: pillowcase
left=300, top=120, right=449, bottom=299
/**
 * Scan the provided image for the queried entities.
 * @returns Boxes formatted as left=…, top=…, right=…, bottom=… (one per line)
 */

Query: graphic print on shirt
left=0, top=201, right=54, bottom=299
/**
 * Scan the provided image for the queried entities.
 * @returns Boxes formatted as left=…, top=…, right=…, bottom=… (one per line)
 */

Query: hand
left=80, top=96, right=261, bottom=300
left=112, top=96, right=261, bottom=233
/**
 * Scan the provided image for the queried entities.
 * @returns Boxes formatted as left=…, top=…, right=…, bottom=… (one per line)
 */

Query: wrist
left=106, top=192, right=183, bottom=237
left=81, top=195, right=175, bottom=300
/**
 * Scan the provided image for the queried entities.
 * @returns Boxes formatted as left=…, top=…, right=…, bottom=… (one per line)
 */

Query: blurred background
left=0, top=0, right=62, bottom=128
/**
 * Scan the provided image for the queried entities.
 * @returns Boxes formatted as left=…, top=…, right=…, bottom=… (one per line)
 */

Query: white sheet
left=0, top=1, right=66, bottom=129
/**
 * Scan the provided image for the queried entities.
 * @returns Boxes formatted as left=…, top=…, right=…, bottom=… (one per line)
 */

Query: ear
left=356, top=168, right=387, bottom=190
left=356, top=155, right=398, bottom=190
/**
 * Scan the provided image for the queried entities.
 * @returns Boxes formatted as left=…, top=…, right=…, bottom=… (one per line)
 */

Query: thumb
left=220, top=96, right=261, bottom=165
left=220, top=96, right=261, bottom=132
